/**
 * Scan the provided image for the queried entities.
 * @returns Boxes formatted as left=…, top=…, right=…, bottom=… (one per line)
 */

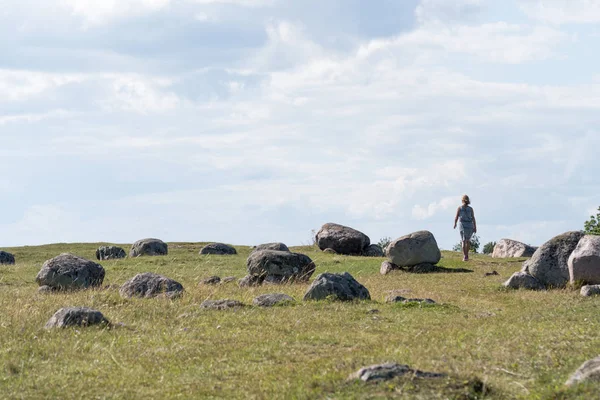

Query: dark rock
left=484, top=271, right=499, bottom=277
left=247, top=250, right=315, bottom=284
left=252, top=242, right=289, bottom=253
left=36, top=253, right=105, bottom=291
left=566, top=355, right=600, bottom=386
left=119, top=273, right=184, bottom=298
left=303, top=272, right=370, bottom=301
left=129, top=238, right=168, bottom=257
left=45, top=307, right=109, bottom=329
left=348, top=362, right=446, bottom=382
left=0, top=251, right=15, bottom=265
left=386, top=231, right=441, bottom=267
left=200, top=299, right=245, bottom=310
left=407, top=263, right=437, bottom=273
left=363, top=244, right=384, bottom=257
left=581, top=285, right=600, bottom=297
left=238, top=275, right=263, bottom=288
left=403, top=298, right=436, bottom=304
left=522, top=231, right=584, bottom=288
left=96, top=246, right=126, bottom=260
left=201, top=276, right=221, bottom=285
left=199, top=243, right=237, bottom=255
left=386, top=294, right=435, bottom=304
left=315, top=223, right=370, bottom=255
left=380, top=261, right=400, bottom=275
left=503, top=272, right=545, bottom=290
left=253, top=293, right=295, bottom=307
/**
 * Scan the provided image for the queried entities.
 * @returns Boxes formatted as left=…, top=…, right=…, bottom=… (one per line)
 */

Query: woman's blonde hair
left=462, top=195, right=470, bottom=205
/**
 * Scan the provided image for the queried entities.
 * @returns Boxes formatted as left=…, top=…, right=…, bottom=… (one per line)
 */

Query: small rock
left=96, top=246, right=126, bottom=260
left=119, top=273, right=184, bottom=299
left=303, top=272, right=370, bottom=301
left=503, top=272, right=545, bottom=290
left=201, top=276, right=221, bottom=285
left=348, top=362, right=446, bottom=382
left=200, top=299, right=245, bottom=310
left=45, top=307, right=109, bottom=329
left=581, top=285, right=600, bottom=297
left=323, top=248, right=337, bottom=254
left=239, top=275, right=262, bottom=287
left=566, top=355, right=600, bottom=386
left=252, top=243, right=289, bottom=253
left=484, top=271, right=499, bottom=277
left=200, top=243, right=237, bottom=255
left=380, top=261, right=399, bottom=275
left=129, top=238, right=168, bottom=257
left=0, top=251, right=15, bottom=265
left=403, top=298, right=436, bottom=304
left=222, top=276, right=237, bottom=283
left=385, top=295, right=406, bottom=303
left=253, top=293, right=295, bottom=307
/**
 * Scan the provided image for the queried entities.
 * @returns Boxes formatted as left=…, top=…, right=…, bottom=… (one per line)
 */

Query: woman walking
left=454, top=195, right=477, bottom=261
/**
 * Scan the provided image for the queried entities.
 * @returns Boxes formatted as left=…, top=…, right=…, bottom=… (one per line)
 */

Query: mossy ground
left=1, top=243, right=599, bottom=399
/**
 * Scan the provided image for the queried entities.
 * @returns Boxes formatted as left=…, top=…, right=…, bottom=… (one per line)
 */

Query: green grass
left=1, top=243, right=599, bottom=399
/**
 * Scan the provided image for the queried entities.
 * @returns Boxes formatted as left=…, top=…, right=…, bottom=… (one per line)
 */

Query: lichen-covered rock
left=96, top=246, right=126, bottom=260
left=252, top=243, right=289, bottom=253
left=246, top=250, right=315, bottom=284
left=119, top=273, right=184, bottom=298
left=315, top=223, right=370, bottom=255
left=581, top=285, right=600, bottom=297
left=129, top=238, right=168, bottom=257
left=253, top=293, right=295, bottom=307
left=303, top=272, right=370, bottom=301
left=363, top=244, right=384, bottom=257
left=36, top=253, right=105, bottom=291
left=199, top=243, right=237, bottom=255
left=492, top=239, right=537, bottom=258
left=568, top=235, right=600, bottom=285
left=503, top=272, right=544, bottom=290
left=45, top=307, right=109, bottom=329
left=348, top=363, right=446, bottom=382
left=386, top=231, right=441, bottom=267
left=522, top=231, right=585, bottom=288
left=0, top=251, right=15, bottom=265
left=200, top=299, right=245, bottom=310
left=566, top=356, right=600, bottom=386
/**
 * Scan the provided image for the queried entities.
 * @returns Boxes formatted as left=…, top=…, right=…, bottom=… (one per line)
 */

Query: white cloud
left=520, top=0, right=600, bottom=24
left=412, top=196, right=458, bottom=220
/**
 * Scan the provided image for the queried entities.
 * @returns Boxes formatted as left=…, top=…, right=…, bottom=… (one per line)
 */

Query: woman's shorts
left=460, top=228, right=474, bottom=242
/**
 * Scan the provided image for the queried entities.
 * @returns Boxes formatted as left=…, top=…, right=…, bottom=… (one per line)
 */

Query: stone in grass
left=119, top=273, right=184, bottom=299
left=503, top=272, right=545, bottom=290
left=45, top=307, right=109, bottom=329
left=239, top=275, right=262, bottom=287
left=200, top=299, right=246, bottom=310
left=199, top=243, right=237, bottom=255
left=200, top=276, right=221, bottom=285
left=0, top=251, right=15, bottom=265
left=303, top=272, right=370, bottom=301
left=385, top=294, right=436, bottom=304
left=380, top=261, right=400, bottom=275
left=581, top=285, right=600, bottom=297
left=348, top=362, right=446, bottom=382
left=222, top=276, right=237, bottom=283
left=36, top=253, right=105, bottom=291
left=566, top=355, right=600, bottom=386
left=247, top=250, right=316, bottom=284
left=129, top=238, right=168, bottom=257
left=95, top=246, right=126, bottom=260
left=252, top=242, right=290, bottom=253
left=253, top=293, right=295, bottom=307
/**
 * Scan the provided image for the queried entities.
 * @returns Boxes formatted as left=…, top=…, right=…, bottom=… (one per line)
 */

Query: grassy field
left=0, top=242, right=599, bottom=399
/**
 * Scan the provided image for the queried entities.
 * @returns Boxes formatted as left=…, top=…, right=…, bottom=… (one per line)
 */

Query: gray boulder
left=129, top=238, right=168, bottom=257
left=492, top=239, right=537, bottom=258
left=315, top=223, right=370, bottom=255
left=200, top=299, right=245, bottom=310
left=253, top=293, right=295, bottom=307
left=119, top=273, right=184, bottom=298
left=363, top=244, right=384, bottom=257
left=503, top=272, right=544, bottom=290
left=200, top=243, right=237, bottom=255
left=36, top=253, right=105, bottom=291
left=0, top=251, right=15, bottom=265
left=522, top=231, right=585, bottom=288
left=581, top=285, right=600, bottom=297
left=566, top=355, right=600, bottom=386
left=96, top=246, right=126, bottom=260
left=247, top=250, right=315, bottom=284
left=252, top=242, right=289, bottom=253
left=348, top=362, right=446, bottom=382
left=386, top=231, right=441, bottom=267
left=568, top=235, right=600, bottom=285
left=303, top=272, right=370, bottom=301
left=45, top=307, right=109, bottom=329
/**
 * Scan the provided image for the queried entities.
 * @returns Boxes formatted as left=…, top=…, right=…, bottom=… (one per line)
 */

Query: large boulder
left=0, top=251, right=15, bottom=265
left=252, top=242, right=290, bottom=253
left=129, top=238, right=168, bottom=257
left=96, top=246, right=126, bottom=260
left=200, top=243, right=237, bottom=255
left=45, top=307, right=109, bottom=329
left=363, top=244, right=384, bottom=257
left=315, top=223, right=370, bottom=255
left=36, top=253, right=105, bottom=291
left=247, top=250, right=315, bottom=284
left=303, top=272, right=370, bottom=301
left=492, top=239, right=537, bottom=258
left=566, top=355, right=600, bottom=386
left=568, top=235, right=600, bottom=285
left=522, top=231, right=585, bottom=288
left=119, top=273, right=184, bottom=298
left=386, top=231, right=441, bottom=267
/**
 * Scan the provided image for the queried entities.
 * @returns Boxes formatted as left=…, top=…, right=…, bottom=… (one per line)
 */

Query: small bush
left=584, top=207, right=600, bottom=235
left=483, top=241, right=496, bottom=255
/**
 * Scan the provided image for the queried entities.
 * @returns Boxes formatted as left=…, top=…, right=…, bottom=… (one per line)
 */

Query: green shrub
left=483, top=241, right=496, bottom=255
left=584, top=207, right=600, bottom=235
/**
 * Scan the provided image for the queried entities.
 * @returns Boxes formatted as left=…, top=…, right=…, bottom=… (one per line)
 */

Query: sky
left=1, top=0, right=600, bottom=250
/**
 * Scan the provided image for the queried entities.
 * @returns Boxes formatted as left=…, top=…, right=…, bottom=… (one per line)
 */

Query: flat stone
left=45, top=307, right=109, bottom=329
left=201, top=276, right=221, bottom=285
left=253, top=293, right=295, bottom=307
left=200, top=299, right=245, bottom=310
left=348, top=362, right=446, bottom=382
